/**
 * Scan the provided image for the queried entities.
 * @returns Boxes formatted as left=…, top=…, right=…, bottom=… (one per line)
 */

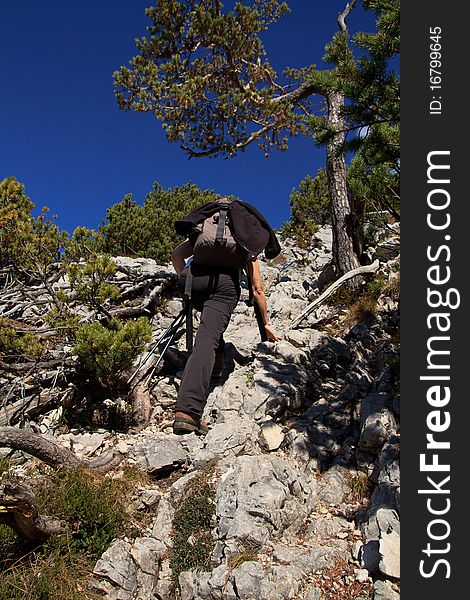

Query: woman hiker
left=170, top=198, right=281, bottom=435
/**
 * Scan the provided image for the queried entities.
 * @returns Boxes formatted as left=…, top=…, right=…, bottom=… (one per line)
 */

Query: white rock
left=259, top=420, right=285, bottom=451
left=379, top=529, right=400, bottom=579
left=116, top=441, right=130, bottom=454
left=354, top=568, right=370, bottom=583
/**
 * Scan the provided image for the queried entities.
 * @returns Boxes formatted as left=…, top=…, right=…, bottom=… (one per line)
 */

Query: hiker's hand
left=265, top=323, right=281, bottom=341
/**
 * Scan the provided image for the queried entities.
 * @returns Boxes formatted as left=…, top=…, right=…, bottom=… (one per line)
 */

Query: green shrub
left=0, top=319, right=43, bottom=359
left=35, top=467, right=129, bottom=560
left=0, top=177, right=68, bottom=285
left=280, top=169, right=331, bottom=248
left=99, top=182, right=218, bottom=264
left=64, top=226, right=105, bottom=263
left=44, top=289, right=80, bottom=335
left=66, top=253, right=119, bottom=313
left=364, top=274, right=387, bottom=300
left=72, top=317, right=152, bottom=387
left=45, top=305, right=80, bottom=334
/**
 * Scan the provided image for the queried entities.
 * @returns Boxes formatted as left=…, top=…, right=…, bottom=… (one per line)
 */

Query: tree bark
left=0, top=426, right=123, bottom=472
left=0, top=427, right=124, bottom=543
left=322, top=1, right=361, bottom=279
left=326, top=90, right=361, bottom=278
left=129, top=381, right=153, bottom=432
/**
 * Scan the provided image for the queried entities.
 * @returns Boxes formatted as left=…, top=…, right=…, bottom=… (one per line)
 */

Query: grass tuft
left=347, top=471, right=372, bottom=502
left=170, top=465, right=217, bottom=588
left=344, top=296, right=378, bottom=327
left=0, top=464, right=149, bottom=599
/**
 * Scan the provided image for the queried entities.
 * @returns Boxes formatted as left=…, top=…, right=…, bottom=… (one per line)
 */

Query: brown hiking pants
left=175, top=263, right=240, bottom=421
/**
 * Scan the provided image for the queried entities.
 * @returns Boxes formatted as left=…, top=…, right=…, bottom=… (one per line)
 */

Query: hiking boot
left=173, top=412, right=209, bottom=436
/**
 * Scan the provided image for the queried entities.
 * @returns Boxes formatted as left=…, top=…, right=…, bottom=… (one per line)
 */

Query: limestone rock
left=216, top=455, right=317, bottom=552
left=0, top=231, right=400, bottom=600
left=259, top=419, right=285, bottom=451
left=130, top=434, right=187, bottom=474
left=379, top=529, right=400, bottom=579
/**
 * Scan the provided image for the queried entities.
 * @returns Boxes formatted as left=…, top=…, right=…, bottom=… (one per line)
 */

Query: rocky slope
left=0, top=226, right=400, bottom=600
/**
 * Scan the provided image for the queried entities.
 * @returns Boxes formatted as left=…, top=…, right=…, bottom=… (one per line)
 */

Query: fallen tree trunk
left=110, top=281, right=166, bottom=319
left=0, top=426, right=123, bottom=473
left=0, top=382, right=75, bottom=428
left=289, top=260, right=380, bottom=330
left=0, top=390, right=55, bottom=428
left=0, top=426, right=125, bottom=544
left=0, top=358, right=75, bottom=374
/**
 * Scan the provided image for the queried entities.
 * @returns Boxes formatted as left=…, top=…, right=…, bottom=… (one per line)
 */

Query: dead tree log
left=109, top=281, right=166, bottom=319
left=289, top=260, right=380, bottom=330
left=0, top=381, right=76, bottom=428
left=0, top=358, right=75, bottom=374
left=126, top=312, right=187, bottom=431
left=127, top=350, right=167, bottom=432
left=1, top=392, right=56, bottom=428
left=0, top=426, right=123, bottom=473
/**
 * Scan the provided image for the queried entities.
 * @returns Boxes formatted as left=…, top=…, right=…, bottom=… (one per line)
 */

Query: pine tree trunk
left=325, top=90, right=360, bottom=277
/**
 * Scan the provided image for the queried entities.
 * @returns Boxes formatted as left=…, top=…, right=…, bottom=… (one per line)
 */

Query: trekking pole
left=183, top=266, right=194, bottom=353
left=146, top=297, right=193, bottom=383
left=127, top=305, right=187, bottom=384
left=144, top=318, right=183, bottom=386
left=185, top=303, right=193, bottom=352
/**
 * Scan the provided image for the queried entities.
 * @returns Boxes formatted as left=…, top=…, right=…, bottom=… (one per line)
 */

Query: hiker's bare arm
left=248, top=258, right=281, bottom=341
left=171, top=240, right=193, bottom=274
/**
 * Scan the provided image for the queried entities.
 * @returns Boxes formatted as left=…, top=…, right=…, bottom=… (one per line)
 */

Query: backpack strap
left=215, top=201, right=230, bottom=244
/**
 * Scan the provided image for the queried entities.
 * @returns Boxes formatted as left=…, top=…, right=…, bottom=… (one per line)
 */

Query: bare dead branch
left=110, top=281, right=164, bottom=318
left=0, top=358, right=75, bottom=374
left=338, top=0, right=358, bottom=32
left=0, top=427, right=123, bottom=473
left=0, top=426, right=81, bottom=468
left=289, top=259, right=380, bottom=329
left=272, top=81, right=326, bottom=105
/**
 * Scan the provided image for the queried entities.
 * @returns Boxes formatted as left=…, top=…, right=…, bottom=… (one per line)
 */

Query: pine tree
left=99, top=182, right=218, bottom=264
left=113, top=1, right=399, bottom=277
left=0, top=177, right=68, bottom=285
left=280, top=168, right=330, bottom=248
left=0, top=177, right=35, bottom=271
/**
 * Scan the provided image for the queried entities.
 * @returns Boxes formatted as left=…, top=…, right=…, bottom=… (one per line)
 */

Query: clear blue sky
left=0, top=1, right=376, bottom=233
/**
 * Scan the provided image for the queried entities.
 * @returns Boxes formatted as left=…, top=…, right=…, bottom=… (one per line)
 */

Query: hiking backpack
left=191, top=200, right=251, bottom=269
left=181, top=199, right=270, bottom=349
